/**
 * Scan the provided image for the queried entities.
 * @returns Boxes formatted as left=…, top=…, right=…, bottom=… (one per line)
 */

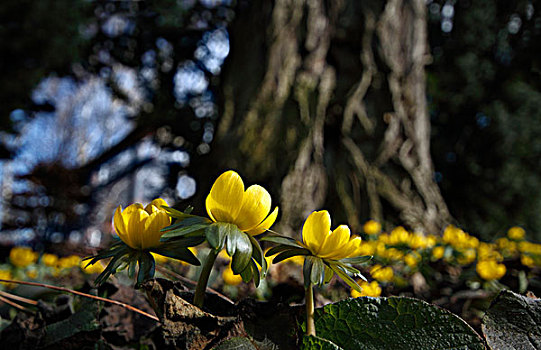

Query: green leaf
left=162, top=206, right=199, bottom=219
left=482, top=289, right=541, bottom=350
left=302, top=335, right=343, bottom=350
left=323, top=264, right=334, bottom=283
left=273, top=248, right=311, bottom=264
left=311, top=257, right=325, bottom=286
left=160, top=224, right=209, bottom=239
left=260, top=234, right=304, bottom=248
left=137, top=252, right=155, bottom=285
left=151, top=244, right=201, bottom=266
left=128, top=259, right=137, bottom=278
left=205, top=222, right=231, bottom=250
left=231, top=231, right=253, bottom=275
left=304, top=256, right=314, bottom=289
left=240, top=261, right=253, bottom=283
left=339, top=255, right=372, bottom=265
left=309, top=297, right=485, bottom=349
left=328, top=263, right=362, bottom=293
left=248, top=234, right=266, bottom=276
left=332, top=261, right=363, bottom=279
left=94, top=249, right=131, bottom=286
left=265, top=244, right=298, bottom=257
left=250, top=259, right=261, bottom=288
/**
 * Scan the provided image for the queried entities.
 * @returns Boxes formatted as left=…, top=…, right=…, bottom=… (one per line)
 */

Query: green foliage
left=302, top=335, right=342, bottom=350
left=304, top=297, right=485, bottom=350
left=482, top=289, right=541, bottom=349
left=43, top=300, right=100, bottom=347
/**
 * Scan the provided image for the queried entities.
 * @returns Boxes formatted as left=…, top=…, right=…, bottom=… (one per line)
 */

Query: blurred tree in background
left=0, top=0, right=540, bottom=250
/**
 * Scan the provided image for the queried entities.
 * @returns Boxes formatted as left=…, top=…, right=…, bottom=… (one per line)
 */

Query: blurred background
left=1, top=0, right=540, bottom=249
left=0, top=0, right=540, bottom=334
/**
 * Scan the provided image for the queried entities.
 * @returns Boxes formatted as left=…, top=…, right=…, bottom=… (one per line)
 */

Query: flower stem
left=193, top=248, right=219, bottom=308
left=305, top=282, right=316, bottom=337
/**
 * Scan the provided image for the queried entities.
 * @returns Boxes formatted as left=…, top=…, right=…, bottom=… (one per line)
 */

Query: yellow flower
left=457, top=249, right=476, bottom=265
left=476, top=260, right=506, bottom=281
left=114, top=198, right=171, bottom=250
left=222, top=264, right=243, bottom=285
left=81, top=260, right=105, bottom=274
left=351, top=281, right=382, bottom=298
left=206, top=171, right=278, bottom=235
left=58, top=255, right=81, bottom=269
left=432, top=246, right=445, bottom=260
left=0, top=269, right=14, bottom=288
left=301, top=210, right=363, bottom=260
left=26, top=268, right=38, bottom=279
left=41, top=253, right=58, bottom=267
left=404, top=252, right=420, bottom=268
left=9, top=247, right=38, bottom=268
left=370, top=265, right=393, bottom=282
left=388, top=226, right=410, bottom=245
left=507, top=226, right=525, bottom=240
left=363, top=220, right=381, bottom=235
left=521, top=255, right=535, bottom=267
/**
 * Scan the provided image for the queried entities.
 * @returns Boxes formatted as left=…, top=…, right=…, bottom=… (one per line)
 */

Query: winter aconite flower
left=9, top=247, right=38, bottom=268
left=114, top=198, right=171, bottom=250
left=206, top=170, right=278, bottom=235
left=301, top=210, right=363, bottom=260
left=84, top=198, right=200, bottom=286
left=476, top=260, right=506, bottom=281
left=351, top=281, right=382, bottom=298
left=263, top=209, right=372, bottom=338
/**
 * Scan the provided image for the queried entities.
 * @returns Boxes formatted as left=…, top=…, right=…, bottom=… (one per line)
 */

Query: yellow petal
left=246, top=206, right=279, bottom=236
left=206, top=171, right=245, bottom=223
left=301, top=210, right=331, bottom=255
left=143, top=211, right=171, bottom=249
left=339, top=236, right=363, bottom=259
left=145, top=198, right=168, bottom=214
left=114, top=205, right=133, bottom=247
left=234, top=185, right=272, bottom=231
left=127, top=209, right=149, bottom=249
left=318, top=225, right=351, bottom=259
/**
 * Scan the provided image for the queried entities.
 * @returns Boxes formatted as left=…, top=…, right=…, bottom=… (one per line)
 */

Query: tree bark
left=210, top=0, right=452, bottom=235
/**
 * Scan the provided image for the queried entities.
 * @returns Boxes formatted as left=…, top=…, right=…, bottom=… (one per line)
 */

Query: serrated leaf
left=302, top=335, right=343, bottom=350
left=309, top=297, right=485, bottom=349
left=339, top=255, right=372, bottom=265
left=231, top=231, right=252, bottom=274
left=482, top=289, right=541, bottom=350
left=273, top=248, right=311, bottom=264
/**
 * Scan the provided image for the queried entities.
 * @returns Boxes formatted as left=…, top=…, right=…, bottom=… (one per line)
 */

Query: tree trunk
left=208, top=0, right=452, bottom=235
